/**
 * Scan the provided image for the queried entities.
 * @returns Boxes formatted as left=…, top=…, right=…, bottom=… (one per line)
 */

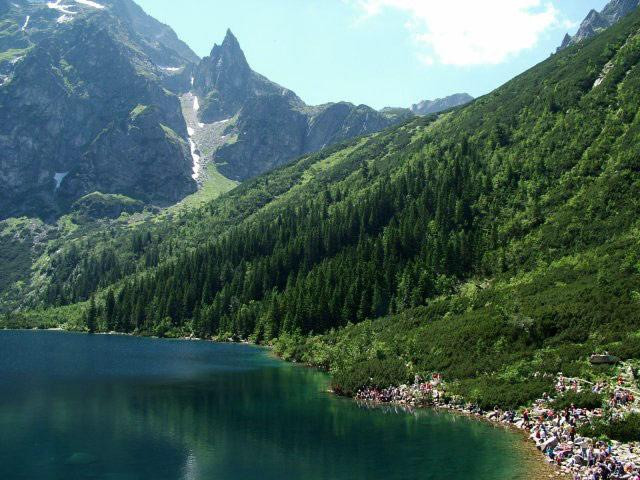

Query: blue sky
left=136, top=0, right=609, bottom=109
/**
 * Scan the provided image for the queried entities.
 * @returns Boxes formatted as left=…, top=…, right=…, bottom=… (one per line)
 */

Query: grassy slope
left=168, top=163, right=238, bottom=213
left=0, top=132, right=373, bottom=312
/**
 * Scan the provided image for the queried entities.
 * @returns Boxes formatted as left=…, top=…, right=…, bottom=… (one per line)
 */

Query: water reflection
left=0, top=331, right=535, bottom=480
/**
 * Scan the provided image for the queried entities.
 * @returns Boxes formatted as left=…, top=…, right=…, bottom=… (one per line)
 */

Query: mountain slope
left=3, top=2, right=640, bottom=414
left=25, top=0, right=199, bottom=67
left=559, top=0, right=639, bottom=50
left=0, top=1, right=198, bottom=219
left=7, top=3, right=640, bottom=384
left=190, top=30, right=412, bottom=181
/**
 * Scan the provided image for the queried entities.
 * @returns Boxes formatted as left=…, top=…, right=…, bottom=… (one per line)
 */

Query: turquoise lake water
left=0, top=330, right=537, bottom=479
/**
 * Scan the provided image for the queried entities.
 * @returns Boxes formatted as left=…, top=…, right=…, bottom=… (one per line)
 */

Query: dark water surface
left=0, top=331, right=536, bottom=480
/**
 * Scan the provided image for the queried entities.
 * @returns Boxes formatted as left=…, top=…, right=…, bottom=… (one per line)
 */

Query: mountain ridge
left=189, top=29, right=412, bottom=181
left=0, top=2, right=411, bottom=218
left=410, top=93, right=474, bottom=115
left=559, top=0, right=639, bottom=50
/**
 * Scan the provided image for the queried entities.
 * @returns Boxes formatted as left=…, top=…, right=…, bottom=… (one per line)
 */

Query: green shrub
left=578, top=414, right=640, bottom=442
left=153, top=317, right=173, bottom=338
left=452, top=376, right=553, bottom=411
left=551, top=390, right=604, bottom=411
left=331, top=357, right=411, bottom=397
left=610, top=336, right=640, bottom=361
left=272, top=332, right=308, bottom=362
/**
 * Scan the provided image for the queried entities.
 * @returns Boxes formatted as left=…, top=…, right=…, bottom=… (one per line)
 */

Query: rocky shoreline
left=354, top=372, right=640, bottom=480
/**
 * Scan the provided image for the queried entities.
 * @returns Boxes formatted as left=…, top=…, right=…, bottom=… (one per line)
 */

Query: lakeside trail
left=353, top=370, right=640, bottom=480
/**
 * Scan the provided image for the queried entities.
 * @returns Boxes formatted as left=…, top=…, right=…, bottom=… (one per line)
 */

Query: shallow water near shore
left=0, top=330, right=547, bottom=480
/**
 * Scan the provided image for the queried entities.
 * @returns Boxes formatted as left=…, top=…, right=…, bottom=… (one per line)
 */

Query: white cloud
left=350, top=0, right=560, bottom=66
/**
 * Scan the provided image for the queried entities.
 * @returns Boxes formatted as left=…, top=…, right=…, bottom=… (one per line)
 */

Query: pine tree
left=86, top=296, right=97, bottom=334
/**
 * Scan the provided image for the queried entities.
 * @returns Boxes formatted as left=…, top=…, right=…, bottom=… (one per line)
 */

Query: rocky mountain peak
left=602, top=0, right=640, bottom=22
left=187, top=29, right=410, bottom=181
left=210, top=29, right=246, bottom=60
left=559, top=33, right=572, bottom=50
left=193, top=29, right=291, bottom=122
left=221, top=29, right=241, bottom=52
left=558, top=0, right=639, bottom=50
left=206, top=28, right=250, bottom=81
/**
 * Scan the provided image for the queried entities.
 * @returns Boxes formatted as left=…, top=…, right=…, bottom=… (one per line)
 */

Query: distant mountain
left=190, top=30, right=411, bottom=181
left=410, top=93, right=473, bottom=115
left=0, top=0, right=198, bottom=220
left=558, top=0, right=639, bottom=50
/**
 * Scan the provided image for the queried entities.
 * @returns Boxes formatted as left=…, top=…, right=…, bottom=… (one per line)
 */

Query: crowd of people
left=354, top=374, right=444, bottom=406
left=354, top=370, right=640, bottom=480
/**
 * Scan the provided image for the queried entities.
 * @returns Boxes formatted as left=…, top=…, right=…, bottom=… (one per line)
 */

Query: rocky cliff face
left=0, top=1, right=197, bottom=220
left=411, top=93, right=473, bottom=115
left=193, top=30, right=301, bottom=124
left=559, top=0, right=639, bottom=50
left=190, top=30, right=411, bottom=182
left=106, top=0, right=199, bottom=65
left=1, top=3, right=414, bottom=218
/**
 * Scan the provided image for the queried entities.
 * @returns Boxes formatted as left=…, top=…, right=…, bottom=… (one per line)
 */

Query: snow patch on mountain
left=74, top=0, right=105, bottom=8
left=180, top=91, right=238, bottom=185
left=47, top=0, right=105, bottom=22
left=189, top=139, right=201, bottom=180
left=47, top=0, right=76, bottom=15
left=54, top=172, right=69, bottom=190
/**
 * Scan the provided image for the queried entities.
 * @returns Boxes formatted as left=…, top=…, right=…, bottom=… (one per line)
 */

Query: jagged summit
left=221, top=29, right=241, bottom=50
left=189, top=30, right=410, bottom=181
left=208, top=29, right=247, bottom=64
left=559, top=33, right=572, bottom=50
left=558, top=0, right=639, bottom=50
left=192, top=29, right=290, bottom=123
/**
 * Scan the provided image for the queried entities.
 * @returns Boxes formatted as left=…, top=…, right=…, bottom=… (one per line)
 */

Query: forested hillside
left=4, top=6, right=640, bottom=407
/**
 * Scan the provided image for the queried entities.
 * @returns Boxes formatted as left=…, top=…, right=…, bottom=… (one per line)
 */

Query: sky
left=135, top=0, right=610, bottom=109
